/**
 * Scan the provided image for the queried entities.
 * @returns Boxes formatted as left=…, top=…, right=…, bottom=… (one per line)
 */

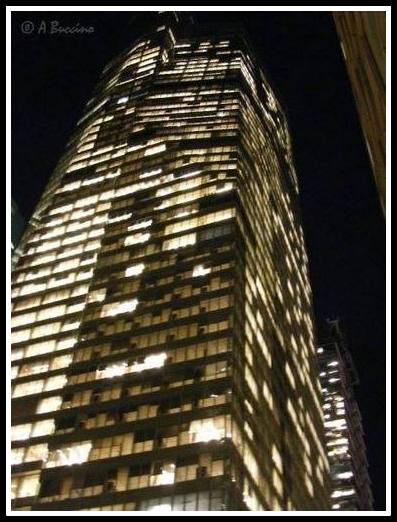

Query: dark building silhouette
left=11, top=199, right=25, bottom=268
left=317, top=319, right=373, bottom=510
left=334, top=11, right=386, bottom=216
left=11, top=13, right=329, bottom=511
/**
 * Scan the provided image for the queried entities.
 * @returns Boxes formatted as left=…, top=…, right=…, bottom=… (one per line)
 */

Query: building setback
left=318, top=320, right=373, bottom=510
left=11, top=13, right=329, bottom=511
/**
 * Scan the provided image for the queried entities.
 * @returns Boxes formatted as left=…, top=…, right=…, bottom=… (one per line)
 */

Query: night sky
left=11, top=11, right=386, bottom=510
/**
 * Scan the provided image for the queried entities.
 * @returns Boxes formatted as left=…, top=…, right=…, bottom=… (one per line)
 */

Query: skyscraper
left=318, top=320, right=373, bottom=510
left=11, top=13, right=329, bottom=511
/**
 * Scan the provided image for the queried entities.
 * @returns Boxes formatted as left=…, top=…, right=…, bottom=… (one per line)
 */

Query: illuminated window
left=12, top=419, right=55, bottom=441
left=189, top=418, right=222, bottom=442
left=216, top=182, right=233, bottom=193
left=88, top=288, right=106, bottom=303
left=18, top=360, right=49, bottom=377
left=331, top=489, right=355, bottom=498
left=11, top=447, right=25, bottom=465
left=128, top=219, right=153, bottom=231
left=44, top=374, right=67, bottom=391
left=327, top=437, right=348, bottom=447
left=272, top=444, right=283, bottom=473
left=96, top=352, right=167, bottom=380
left=97, top=361, right=128, bottom=379
left=163, top=233, right=196, bottom=251
left=46, top=441, right=92, bottom=468
left=125, top=263, right=145, bottom=277
left=327, top=361, right=339, bottom=367
left=245, top=366, right=259, bottom=401
left=165, top=209, right=234, bottom=235
left=13, top=380, right=43, bottom=398
left=139, top=167, right=162, bottom=179
left=144, top=143, right=166, bottom=156
left=178, top=168, right=201, bottom=179
left=36, top=396, right=62, bottom=414
left=124, top=232, right=150, bottom=246
left=31, top=419, right=55, bottom=437
left=11, top=423, right=31, bottom=441
left=304, top=475, right=314, bottom=497
left=324, top=419, right=346, bottom=429
left=156, top=463, right=176, bottom=485
left=336, top=471, right=353, bottom=480
left=192, top=265, right=211, bottom=277
left=11, top=473, right=40, bottom=499
left=101, top=298, right=138, bottom=317
left=25, top=444, right=49, bottom=464
left=148, top=504, right=172, bottom=512
left=328, top=447, right=349, bottom=457
left=285, top=362, right=296, bottom=390
left=108, top=212, right=132, bottom=224
left=131, top=352, right=167, bottom=373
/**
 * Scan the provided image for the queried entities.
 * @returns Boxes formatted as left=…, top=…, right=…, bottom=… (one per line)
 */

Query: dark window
left=176, top=455, right=198, bottom=467
left=40, top=479, right=61, bottom=497
left=55, top=416, right=76, bottom=430
left=129, top=463, right=151, bottom=476
left=134, top=427, right=156, bottom=442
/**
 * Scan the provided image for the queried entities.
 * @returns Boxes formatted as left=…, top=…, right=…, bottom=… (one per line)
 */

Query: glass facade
left=11, top=13, right=329, bottom=511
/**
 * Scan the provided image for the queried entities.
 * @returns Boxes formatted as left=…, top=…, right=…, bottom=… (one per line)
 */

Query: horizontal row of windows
left=11, top=312, right=230, bottom=366
left=12, top=387, right=230, bottom=443
left=12, top=409, right=277, bottom=509
left=13, top=226, right=234, bottom=299
left=11, top=317, right=81, bottom=344
left=11, top=287, right=232, bottom=342
left=82, top=488, right=224, bottom=511
left=12, top=256, right=231, bottom=313
left=97, top=223, right=234, bottom=271
left=12, top=283, right=89, bottom=312
left=16, top=240, right=101, bottom=271
left=65, top=342, right=230, bottom=388
left=42, top=390, right=229, bottom=432
left=15, top=186, right=235, bottom=273
left=38, top=364, right=228, bottom=415
left=12, top=473, right=226, bottom=510
left=13, top=414, right=231, bottom=471
left=13, top=333, right=230, bottom=386
left=12, top=348, right=231, bottom=399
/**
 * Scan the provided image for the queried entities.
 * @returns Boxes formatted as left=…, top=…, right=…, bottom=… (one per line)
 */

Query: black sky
left=11, top=11, right=386, bottom=510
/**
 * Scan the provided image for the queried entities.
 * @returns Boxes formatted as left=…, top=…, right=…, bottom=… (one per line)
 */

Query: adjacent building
left=334, top=11, right=386, bottom=216
left=11, top=13, right=329, bottom=511
left=317, top=319, right=373, bottom=510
